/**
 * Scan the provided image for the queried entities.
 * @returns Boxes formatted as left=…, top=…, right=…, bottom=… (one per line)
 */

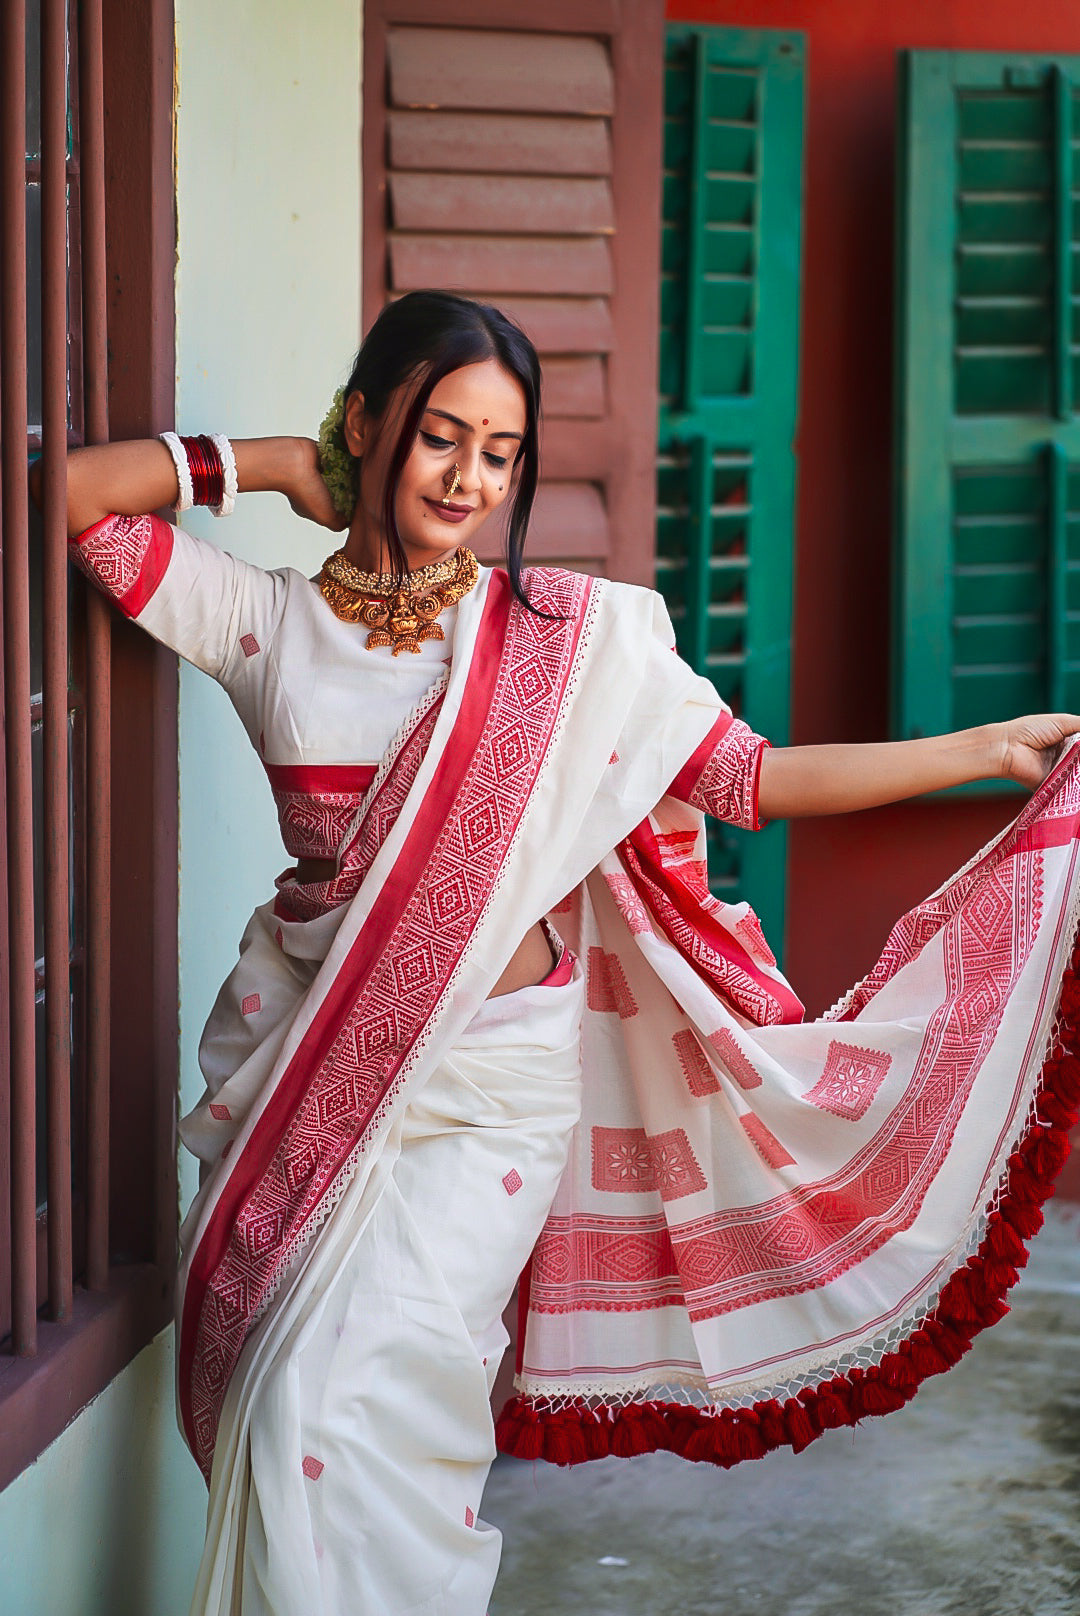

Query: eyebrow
left=424, top=407, right=523, bottom=443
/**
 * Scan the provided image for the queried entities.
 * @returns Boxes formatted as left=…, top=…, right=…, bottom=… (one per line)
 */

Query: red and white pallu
left=68, top=511, right=1080, bottom=1613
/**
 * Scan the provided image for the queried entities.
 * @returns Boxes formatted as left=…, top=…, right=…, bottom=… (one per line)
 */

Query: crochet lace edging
left=495, top=933, right=1080, bottom=1471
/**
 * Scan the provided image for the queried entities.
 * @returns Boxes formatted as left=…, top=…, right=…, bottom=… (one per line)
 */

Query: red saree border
left=834, top=744, right=1080, bottom=1025
left=179, top=568, right=594, bottom=1477
left=498, top=926, right=1080, bottom=1467
left=621, top=819, right=804, bottom=1025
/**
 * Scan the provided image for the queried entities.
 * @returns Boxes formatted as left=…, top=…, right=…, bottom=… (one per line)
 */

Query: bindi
left=482, top=419, right=489, bottom=426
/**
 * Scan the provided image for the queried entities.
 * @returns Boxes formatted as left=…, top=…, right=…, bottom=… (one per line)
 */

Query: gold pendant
left=318, top=548, right=479, bottom=654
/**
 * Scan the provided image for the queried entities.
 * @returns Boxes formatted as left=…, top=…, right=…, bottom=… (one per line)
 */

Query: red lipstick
left=424, top=498, right=474, bottom=524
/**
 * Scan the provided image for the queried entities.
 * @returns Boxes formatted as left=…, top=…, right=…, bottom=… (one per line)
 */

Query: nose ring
left=442, top=464, right=462, bottom=505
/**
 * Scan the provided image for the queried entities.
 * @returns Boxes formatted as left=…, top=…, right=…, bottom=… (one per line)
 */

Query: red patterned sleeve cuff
left=68, top=512, right=174, bottom=619
left=668, top=711, right=771, bottom=831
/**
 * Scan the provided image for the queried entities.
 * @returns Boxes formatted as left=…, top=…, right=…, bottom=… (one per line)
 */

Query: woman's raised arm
left=757, top=713, right=1080, bottom=821
left=31, top=435, right=344, bottom=537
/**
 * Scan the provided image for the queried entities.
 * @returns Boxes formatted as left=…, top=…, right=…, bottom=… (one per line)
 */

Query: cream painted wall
left=0, top=1334, right=208, bottom=1616
left=0, top=6, right=362, bottom=1610
left=174, top=0, right=364, bottom=1187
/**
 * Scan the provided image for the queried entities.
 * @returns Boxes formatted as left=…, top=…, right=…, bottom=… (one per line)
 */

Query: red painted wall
left=667, top=0, right=1080, bottom=1015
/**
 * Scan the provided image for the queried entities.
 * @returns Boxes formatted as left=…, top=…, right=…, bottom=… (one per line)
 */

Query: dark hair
left=345, top=290, right=542, bottom=609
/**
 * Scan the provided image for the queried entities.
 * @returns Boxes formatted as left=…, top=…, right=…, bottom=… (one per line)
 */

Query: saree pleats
left=190, top=971, right=584, bottom=1616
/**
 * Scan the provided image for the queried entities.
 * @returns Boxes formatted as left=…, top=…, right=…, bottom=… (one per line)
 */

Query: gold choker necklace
left=319, top=547, right=479, bottom=655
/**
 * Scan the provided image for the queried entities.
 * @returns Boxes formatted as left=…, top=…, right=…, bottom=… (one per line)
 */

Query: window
left=0, top=0, right=177, bottom=1490
left=656, top=24, right=805, bottom=946
left=894, top=50, right=1080, bottom=762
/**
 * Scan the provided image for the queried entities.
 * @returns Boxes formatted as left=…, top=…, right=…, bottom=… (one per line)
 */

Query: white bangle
left=159, top=431, right=193, bottom=512
left=209, top=433, right=238, bottom=518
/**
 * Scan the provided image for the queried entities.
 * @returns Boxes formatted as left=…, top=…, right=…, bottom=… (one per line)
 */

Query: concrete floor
left=483, top=1203, right=1080, bottom=1616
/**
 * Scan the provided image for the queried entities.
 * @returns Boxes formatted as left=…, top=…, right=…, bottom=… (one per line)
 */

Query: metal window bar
left=78, top=0, right=110, bottom=1298
left=1, top=0, right=110, bottom=1359
left=42, top=0, right=73, bottom=1325
left=3, top=0, right=38, bottom=1360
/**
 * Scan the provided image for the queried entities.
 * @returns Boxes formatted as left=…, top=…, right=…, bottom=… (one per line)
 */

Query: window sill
left=0, top=1263, right=172, bottom=1493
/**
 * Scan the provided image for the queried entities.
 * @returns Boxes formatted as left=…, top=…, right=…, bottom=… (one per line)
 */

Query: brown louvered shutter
left=362, top=0, right=665, bottom=584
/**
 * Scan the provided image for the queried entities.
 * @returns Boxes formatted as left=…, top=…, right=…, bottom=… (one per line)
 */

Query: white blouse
left=69, top=512, right=461, bottom=864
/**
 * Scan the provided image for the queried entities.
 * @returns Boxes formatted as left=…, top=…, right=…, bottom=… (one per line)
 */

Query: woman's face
left=344, top=358, right=528, bottom=571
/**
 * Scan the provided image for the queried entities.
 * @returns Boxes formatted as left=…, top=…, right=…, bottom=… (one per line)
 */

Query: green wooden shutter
left=895, top=51, right=1080, bottom=766
left=657, top=25, right=805, bottom=950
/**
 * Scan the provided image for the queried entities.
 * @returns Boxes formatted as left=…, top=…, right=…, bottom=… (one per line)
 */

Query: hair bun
left=317, top=386, right=359, bottom=519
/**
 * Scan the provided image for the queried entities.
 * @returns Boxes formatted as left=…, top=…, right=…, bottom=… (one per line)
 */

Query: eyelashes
left=419, top=431, right=508, bottom=471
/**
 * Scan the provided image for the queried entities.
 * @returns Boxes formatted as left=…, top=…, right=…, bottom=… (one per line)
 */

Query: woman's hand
left=278, top=437, right=349, bottom=532
left=993, top=714, right=1080, bottom=790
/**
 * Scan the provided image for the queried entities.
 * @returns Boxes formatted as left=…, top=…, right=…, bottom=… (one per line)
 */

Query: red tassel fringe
left=495, top=936, right=1080, bottom=1471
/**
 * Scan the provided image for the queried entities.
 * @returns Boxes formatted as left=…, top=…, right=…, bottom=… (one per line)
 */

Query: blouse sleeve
left=667, top=711, right=771, bottom=831
left=68, top=512, right=282, bottom=682
left=598, top=585, right=771, bottom=832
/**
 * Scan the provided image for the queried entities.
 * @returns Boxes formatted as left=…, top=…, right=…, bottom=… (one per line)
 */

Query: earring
left=442, top=464, right=462, bottom=505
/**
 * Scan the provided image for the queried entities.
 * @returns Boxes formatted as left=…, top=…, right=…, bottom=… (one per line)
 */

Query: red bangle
left=179, top=434, right=225, bottom=510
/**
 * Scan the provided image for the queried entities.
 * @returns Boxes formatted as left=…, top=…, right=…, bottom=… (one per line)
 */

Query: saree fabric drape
left=174, top=562, right=741, bottom=1482
left=500, top=753, right=1080, bottom=1466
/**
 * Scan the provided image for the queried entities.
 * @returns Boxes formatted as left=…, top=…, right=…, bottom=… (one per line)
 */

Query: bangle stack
left=159, top=431, right=237, bottom=518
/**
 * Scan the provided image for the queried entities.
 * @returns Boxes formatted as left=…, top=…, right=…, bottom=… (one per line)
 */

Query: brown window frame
left=0, top=0, right=178, bottom=1492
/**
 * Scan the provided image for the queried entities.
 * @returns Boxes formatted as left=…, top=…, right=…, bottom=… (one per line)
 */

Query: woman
left=58, top=291, right=1080, bottom=1616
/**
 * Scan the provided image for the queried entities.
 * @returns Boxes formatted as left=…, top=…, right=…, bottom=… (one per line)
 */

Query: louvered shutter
left=657, top=25, right=805, bottom=948
left=896, top=51, right=1080, bottom=758
left=362, top=0, right=665, bottom=583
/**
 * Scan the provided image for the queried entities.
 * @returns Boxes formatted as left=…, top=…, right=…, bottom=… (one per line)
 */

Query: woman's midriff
left=293, top=857, right=557, bottom=996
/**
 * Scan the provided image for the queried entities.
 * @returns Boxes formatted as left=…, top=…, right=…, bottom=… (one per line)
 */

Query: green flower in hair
left=317, top=386, right=359, bottom=519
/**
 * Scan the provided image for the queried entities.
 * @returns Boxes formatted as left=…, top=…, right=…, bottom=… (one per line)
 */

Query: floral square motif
left=241, top=992, right=261, bottom=1016
left=740, top=1113, right=796, bottom=1169
left=591, top=1126, right=705, bottom=1201
left=465, top=1506, right=475, bottom=1527
left=239, top=633, right=260, bottom=658
left=586, top=947, right=638, bottom=1018
left=502, top=1168, right=523, bottom=1197
left=208, top=1102, right=231, bottom=1121
left=591, top=1126, right=656, bottom=1194
left=672, top=1029, right=719, bottom=1096
left=806, top=1040, right=893, bottom=1122
left=301, top=1455, right=324, bottom=1481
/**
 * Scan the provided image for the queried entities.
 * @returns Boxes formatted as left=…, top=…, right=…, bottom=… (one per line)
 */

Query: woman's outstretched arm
left=32, top=436, right=343, bottom=536
left=757, top=713, right=1080, bottom=821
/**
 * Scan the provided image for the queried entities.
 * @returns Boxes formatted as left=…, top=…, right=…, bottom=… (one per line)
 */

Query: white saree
left=68, top=511, right=1080, bottom=1616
